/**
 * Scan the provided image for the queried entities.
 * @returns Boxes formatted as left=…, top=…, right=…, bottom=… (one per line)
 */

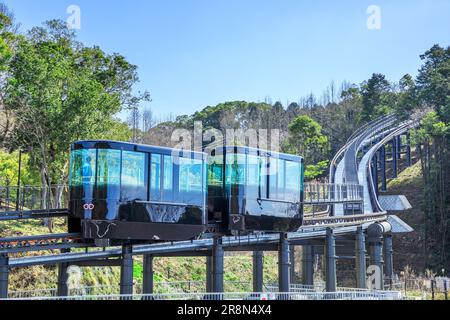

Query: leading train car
left=207, top=146, right=304, bottom=235
left=68, top=141, right=208, bottom=245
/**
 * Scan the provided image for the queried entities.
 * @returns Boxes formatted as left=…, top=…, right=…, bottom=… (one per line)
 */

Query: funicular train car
left=68, top=141, right=305, bottom=245
left=207, top=146, right=304, bottom=235
left=68, top=141, right=207, bottom=245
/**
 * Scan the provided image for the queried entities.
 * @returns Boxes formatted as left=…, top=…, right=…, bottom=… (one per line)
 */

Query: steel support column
left=0, top=254, right=8, bottom=299
left=212, top=237, right=224, bottom=293
left=57, top=264, right=69, bottom=297
left=406, top=132, right=412, bottom=167
left=325, top=228, right=337, bottom=292
left=383, top=234, right=394, bottom=284
left=120, top=244, right=133, bottom=295
left=278, top=233, right=290, bottom=292
left=392, top=139, right=398, bottom=178
left=143, top=255, right=154, bottom=294
left=290, top=245, right=296, bottom=282
left=368, top=235, right=384, bottom=290
left=396, top=136, right=402, bottom=160
left=302, top=245, right=314, bottom=286
left=206, top=256, right=213, bottom=292
left=253, top=251, right=264, bottom=292
left=380, top=145, right=387, bottom=192
left=355, top=227, right=367, bottom=289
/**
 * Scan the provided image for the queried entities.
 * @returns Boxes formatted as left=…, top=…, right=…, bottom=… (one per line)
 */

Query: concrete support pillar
left=302, top=245, right=314, bottom=286
left=212, top=237, right=224, bottom=293
left=383, top=234, right=394, bottom=283
left=396, top=136, right=402, bottom=160
left=253, top=251, right=264, bottom=292
left=355, top=227, right=367, bottom=289
left=278, top=233, right=290, bottom=292
left=143, top=255, right=154, bottom=294
left=380, top=145, right=387, bottom=192
left=120, top=244, right=134, bottom=295
left=392, top=139, right=398, bottom=178
left=0, top=254, right=9, bottom=299
left=206, top=256, right=213, bottom=292
left=325, top=228, right=337, bottom=292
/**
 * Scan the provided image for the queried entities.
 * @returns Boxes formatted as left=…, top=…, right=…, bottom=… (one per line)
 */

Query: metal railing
left=303, top=183, right=364, bottom=205
left=7, top=291, right=403, bottom=301
left=0, top=185, right=68, bottom=212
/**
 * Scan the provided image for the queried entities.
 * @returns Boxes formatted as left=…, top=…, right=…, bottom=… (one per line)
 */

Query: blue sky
left=4, top=0, right=450, bottom=120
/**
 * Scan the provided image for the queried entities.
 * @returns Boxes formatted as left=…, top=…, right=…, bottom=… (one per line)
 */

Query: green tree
left=4, top=20, right=144, bottom=189
left=361, top=73, right=392, bottom=122
left=285, top=115, right=330, bottom=179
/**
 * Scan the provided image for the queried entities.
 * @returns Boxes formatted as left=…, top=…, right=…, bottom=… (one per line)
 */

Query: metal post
left=290, top=245, right=296, bottom=283
left=397, top=136, right=402, bottom=160
left=380, top=145, right=387, bottom=192
left=302, top=245, right=314, bottom=286
left=57, top=249, right=70, bottom=297
left=369, top=234, right=384, bottom=290
left=120, top=244, right=133, bottom=295
left=206, top=256, right=213, bottom=292
left=253, top=251, right=264, bottom=292
left=0, top=254, right=9, bottom=299
left=392, top=139, right=398, bottom=178
left=406, top=132, right=412, bottom=167
left=278, top=233, right=290, bottom=292
left=212, top=237, right=224, bottom=293
left=325, top=228, right=337, bottom=292
left=383, top=234, right=393, bottom=285
left=143, top=255, right=154, bottom=294
left=15, top=150, right=22, bottom=211
left=355, top=227, right=367, bottom=289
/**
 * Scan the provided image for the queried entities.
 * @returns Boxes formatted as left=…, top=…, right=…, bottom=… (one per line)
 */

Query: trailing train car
left=68, top=141, right=207, bottom=245
left=207, top=146, right=304, bottom=235
left=68, top=141, right=304, bottom=245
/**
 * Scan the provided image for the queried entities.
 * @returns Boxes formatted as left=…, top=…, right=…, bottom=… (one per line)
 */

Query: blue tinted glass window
left=285, top=161, right=301, bottom=201
left=150, top=154, right=161, bottom=201
left=69, top=149, right=96, bottom=200
left=162, top=155, right=173, bottom=202
left=208, top=155, right=223, bottom=187
left=121, top=151, right=147, bottom=201
left=96, top=149, right=121, bottom=200
left=179, top=157, right=204, bottom=205
left=225, top=154, right=246, bottom=185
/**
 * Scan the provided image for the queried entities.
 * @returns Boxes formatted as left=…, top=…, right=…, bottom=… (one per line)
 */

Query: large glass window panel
left=259, top=157, right=268, bottom=198
left=246, top=154, right=259, bottom=199
left=150, top=154, right=161, bottom=201
left=285, top=161, right=301, bottom=201
left=96, top=149, right=121, bottom=199
left=208, top=155, right=223, bottom=187
left=225, top=154, right=246, bottom=185
left=179, top=157, right=204, bottom=205
left=69, top=149, right=96, bottom=199
left=162, top=155, right=173, bottom=202
left=121, top=151, right=147, bottom=201
left=269, top=158, right=288, bottom=200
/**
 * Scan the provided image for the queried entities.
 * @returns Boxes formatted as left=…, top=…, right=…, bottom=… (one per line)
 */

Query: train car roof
left=208, top=145, right=303, bottom=162
left=72, top=140, right=207, bottom=159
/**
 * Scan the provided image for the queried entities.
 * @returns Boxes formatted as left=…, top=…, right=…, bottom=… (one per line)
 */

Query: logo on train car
left=83, top=204, right=95, bottom=210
